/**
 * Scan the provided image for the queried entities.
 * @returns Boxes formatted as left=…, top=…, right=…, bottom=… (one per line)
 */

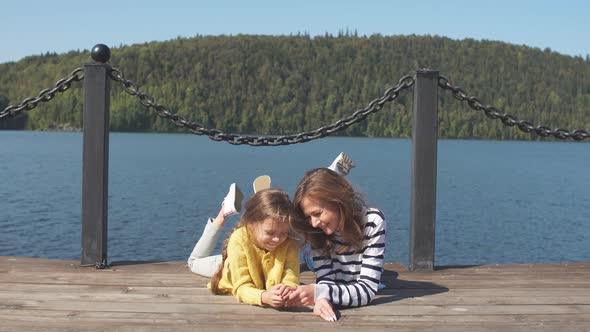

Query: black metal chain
left=109, top=67, right=414, bottom=146
left=438, top=76, right=590, bottom=141
left=4, top=66, right=586, bottom=142
left=0, top=68, right=85, bottom=120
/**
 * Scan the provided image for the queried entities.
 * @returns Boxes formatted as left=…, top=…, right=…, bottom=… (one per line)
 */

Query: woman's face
left=299, top=196, right=340, bottom=235
left=251, top=218, right=290, bottom=251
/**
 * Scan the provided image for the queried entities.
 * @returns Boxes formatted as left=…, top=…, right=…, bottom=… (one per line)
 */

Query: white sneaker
left=328, top=152, right=355, bottom=176
left=252, top=175, right=271, bottom=193
left=222, top=183, right=243, bottom=217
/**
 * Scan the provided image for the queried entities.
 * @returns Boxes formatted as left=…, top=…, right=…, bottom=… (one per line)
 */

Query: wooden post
left=81, top=44, right=111, bottom=267
left=409, top=69, right=439, bottom=272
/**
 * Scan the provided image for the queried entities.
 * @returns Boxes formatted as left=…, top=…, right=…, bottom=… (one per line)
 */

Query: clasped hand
left=261, top=284, right=297, bottom=308
left=262, top=284, right=315, bottom=308
left=263, top=284, right=337, bottom=321
left=286, top=284, right=337, bottom=322
left=285, top=284, right=315, bottom=307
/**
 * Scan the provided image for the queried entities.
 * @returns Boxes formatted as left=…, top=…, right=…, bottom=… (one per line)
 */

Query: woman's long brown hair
left=292, top=168, right=365, bottom=255
left=209, top=188, right=294, bottom=295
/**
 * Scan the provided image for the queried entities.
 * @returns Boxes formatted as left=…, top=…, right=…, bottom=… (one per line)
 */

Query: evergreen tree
left=0, top=35, right=588, bottom=140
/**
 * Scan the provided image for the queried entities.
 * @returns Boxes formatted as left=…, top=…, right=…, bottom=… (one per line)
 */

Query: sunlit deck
left=1, top=256, right=589, bottom=331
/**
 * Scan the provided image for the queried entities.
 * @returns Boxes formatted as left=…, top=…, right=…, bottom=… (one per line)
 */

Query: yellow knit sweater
left=210, top=226, right=300, bottom=305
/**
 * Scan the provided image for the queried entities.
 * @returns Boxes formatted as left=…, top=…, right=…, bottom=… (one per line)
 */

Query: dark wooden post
left=81, top=44, right=111, bottom=267
left=409, top=69, right=439, bottom=272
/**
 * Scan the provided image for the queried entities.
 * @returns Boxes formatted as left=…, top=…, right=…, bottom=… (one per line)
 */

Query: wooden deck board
left=1, top=256, right=589, bottom=331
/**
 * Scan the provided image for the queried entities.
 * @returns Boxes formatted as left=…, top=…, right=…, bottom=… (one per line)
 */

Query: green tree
left=0, top=34, right=588, bottom=140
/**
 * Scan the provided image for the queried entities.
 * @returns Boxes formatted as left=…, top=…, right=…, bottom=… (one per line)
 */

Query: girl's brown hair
left=210, top=188, right=294, bottom=295
left=292, top=168, right=365, bottom=255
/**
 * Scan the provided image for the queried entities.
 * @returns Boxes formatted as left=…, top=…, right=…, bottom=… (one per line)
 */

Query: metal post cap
left=91, top=44, right=111, bottom=63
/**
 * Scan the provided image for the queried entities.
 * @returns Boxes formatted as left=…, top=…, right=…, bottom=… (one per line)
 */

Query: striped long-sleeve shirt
left=313, top=207, right=386, bottom=307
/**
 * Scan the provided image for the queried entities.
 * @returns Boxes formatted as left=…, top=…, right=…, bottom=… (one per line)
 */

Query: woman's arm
left=315, top=209, right=386, bottom=307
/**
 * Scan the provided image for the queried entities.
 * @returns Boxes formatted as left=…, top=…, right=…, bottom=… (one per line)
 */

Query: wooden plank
left=2, top=297, right=590, bottom=316
left=1, top=311, right=589, bottom=328
left=2, top=309, right=590, bottom=324
left=2, top=257, right=589, bottom=274
left=1, top=257, right=589, bottom=332
left=1, top=288, right=589, bottom=306
left=3, top=267, right=590, bottom=286
left=2, top=282, right=589, bottom=297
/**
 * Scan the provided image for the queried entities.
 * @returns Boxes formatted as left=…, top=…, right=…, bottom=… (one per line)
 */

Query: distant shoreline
left=1, top=129, right=587, bottom=144
left=38, top=124, right=81, bottom=132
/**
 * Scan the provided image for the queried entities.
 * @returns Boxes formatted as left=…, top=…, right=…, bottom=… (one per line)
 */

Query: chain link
left=438, top=76, right=590, bottom=141
left=0, top=68, right=85, bottom=120
left=110, top=67, right=415, bottom=146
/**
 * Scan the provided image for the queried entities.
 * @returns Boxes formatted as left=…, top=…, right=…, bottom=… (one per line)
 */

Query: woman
left=287, top=154, right=387, bottom=321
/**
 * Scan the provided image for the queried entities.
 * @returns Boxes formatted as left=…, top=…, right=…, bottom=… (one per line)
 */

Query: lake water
left=1, top=131, right=588, bottom=267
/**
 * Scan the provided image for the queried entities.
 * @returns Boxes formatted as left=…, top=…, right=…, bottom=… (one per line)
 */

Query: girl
left=288, top=160, right=386, bottom=322
left=187, top=184, right=300, bottom=308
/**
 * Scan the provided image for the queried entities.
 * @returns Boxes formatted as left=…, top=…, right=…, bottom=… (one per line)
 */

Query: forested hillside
left=1, top=34, right=589, bottom=140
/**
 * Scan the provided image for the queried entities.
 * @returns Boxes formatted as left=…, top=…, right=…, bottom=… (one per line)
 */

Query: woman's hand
left=286, top=284, right=315, bottom=307
left=276, top=284, right=296, bottom=299
left=261, top=284, right=296, bottom=308
left=314, top=298, right=337, bottom=321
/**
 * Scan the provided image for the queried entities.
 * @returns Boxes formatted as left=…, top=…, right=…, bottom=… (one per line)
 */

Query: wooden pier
left=1, top=256, right=589, bottom=331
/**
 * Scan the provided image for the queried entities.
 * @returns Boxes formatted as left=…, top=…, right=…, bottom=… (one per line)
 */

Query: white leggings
left=187, top=219, right=223, bottom=277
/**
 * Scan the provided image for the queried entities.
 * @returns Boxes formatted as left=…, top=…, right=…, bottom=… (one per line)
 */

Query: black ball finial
left=91, top=44, right=111, bottom=63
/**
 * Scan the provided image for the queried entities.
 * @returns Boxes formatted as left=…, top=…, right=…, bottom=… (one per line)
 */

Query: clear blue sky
left=1, top=0, right=589, bottom=64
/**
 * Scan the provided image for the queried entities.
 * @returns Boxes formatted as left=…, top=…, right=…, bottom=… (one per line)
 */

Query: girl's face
left=299, top=196, right=340, bottom=235
left=251, top=218, right=290, bottom=251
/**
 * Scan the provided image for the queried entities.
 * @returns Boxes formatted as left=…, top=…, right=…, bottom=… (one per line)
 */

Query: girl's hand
left=262, top=284, right=295, bottom=308
left=276, top=284, right=297, bottom=299
left=261, top=289, right=284, bottom=308
left=314, top=298, right=337, bottom=321
left=286, top=284, right=315, bottom=307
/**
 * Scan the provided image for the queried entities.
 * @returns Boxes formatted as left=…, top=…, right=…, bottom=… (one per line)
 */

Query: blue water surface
left=1, top=131, right=588, bottom=266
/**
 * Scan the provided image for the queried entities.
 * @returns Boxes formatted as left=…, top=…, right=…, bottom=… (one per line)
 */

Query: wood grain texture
left=1, top=256, right=589, bottom=331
